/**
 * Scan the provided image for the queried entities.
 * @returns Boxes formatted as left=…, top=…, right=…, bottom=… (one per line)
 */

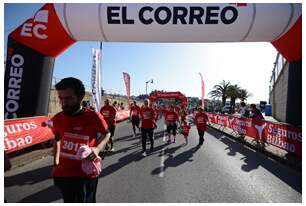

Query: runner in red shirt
left=52, top=77, right=110, bottom=203
left=140, top=99, right=156, bottom=156
left=181, top=121, right=191, bottom=144
left=165, top=105, right=179, bottom=143
left=194, top=107, right=208, bottom=145
left=130, top=101, right=141, bottom=136
left=100, top=99, right=117, bottom=152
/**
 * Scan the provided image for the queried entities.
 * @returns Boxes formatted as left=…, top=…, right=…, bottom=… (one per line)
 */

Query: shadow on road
left=5, top=165, right=53, bottom=187
left=100, top=140, right=171, bottom=178
left=4, top=165, right=63, bottom=203
left=20, top=185, right=62, bottom=203
left=151, top=144, right=201, bottom=176
left=206, top=127, right=302, bottom=194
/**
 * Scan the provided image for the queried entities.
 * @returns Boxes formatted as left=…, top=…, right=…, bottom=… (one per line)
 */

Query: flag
left=123, top=72, right=131, bottom=108
left=199, top=72, right=205, bottom=110
left=91, top=48, right=102, bottom=111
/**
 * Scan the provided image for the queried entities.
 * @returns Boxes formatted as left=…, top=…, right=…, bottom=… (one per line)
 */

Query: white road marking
left=159, top=125, right=167, bottom=178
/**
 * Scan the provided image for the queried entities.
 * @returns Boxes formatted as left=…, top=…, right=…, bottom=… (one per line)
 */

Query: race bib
left=166, top=114, right=174, bottom=121
left=132, top=110, right=138, bottom=116
left=143, top=112, right=152, bottom=119
left=197, top=117, right=204, bottom=124
left=102, top=110, right=110, bottom=118
left=60, top=132, right=89, bottom=160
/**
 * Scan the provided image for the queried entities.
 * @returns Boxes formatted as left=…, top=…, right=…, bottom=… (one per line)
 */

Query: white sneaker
left=142, top=152, right=147, bottom=157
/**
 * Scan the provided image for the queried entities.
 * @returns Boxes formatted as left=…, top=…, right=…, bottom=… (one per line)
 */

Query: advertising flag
left=91, top=48, right=102, bottom=111
left=123, top=72, right=131, bottom=108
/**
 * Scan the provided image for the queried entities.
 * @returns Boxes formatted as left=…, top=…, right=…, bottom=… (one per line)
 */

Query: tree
left=227, top=84, right=241, bottom=113
left=238, top=89, right=252, bottom=102
left=209, top=80, right=231, bottom=107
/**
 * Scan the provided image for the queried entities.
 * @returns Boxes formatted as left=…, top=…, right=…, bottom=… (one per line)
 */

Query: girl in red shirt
left=181, top=121, right=191, bottom=144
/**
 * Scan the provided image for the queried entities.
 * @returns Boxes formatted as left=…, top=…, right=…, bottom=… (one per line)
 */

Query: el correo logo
left=20, top=10, right=49, bottom=39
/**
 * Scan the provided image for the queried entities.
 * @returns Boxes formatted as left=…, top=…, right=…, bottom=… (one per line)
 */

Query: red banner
left=123, top=72, right=131, bottom=108
left=4, top=111, right=131, bottom=154
left=206, top=113, right=302, bottom=156
left=4, top=116, right=55, bottom=154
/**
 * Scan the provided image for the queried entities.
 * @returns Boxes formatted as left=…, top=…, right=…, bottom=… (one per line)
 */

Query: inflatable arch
left=149, top=91, right=188, bottom=105
left=5, top=3, right=302, bottom=118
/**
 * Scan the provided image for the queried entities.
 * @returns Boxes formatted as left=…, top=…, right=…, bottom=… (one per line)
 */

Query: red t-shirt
left=100, top=105, right=117, bottom=126
left=140, top=107, right=156, bottom=129
left=195, top=112, right=208, bottom=131
left=180, top=109, right=188, bottom=119
left=165, top=110, right=179, bottom=124
left=175, top=106, right=181, bottom=114
left=52, top=109, right=108, bottom=179
left=181, top=124, right=191, bottom=135
left=130, top=105, right=141, bottom=117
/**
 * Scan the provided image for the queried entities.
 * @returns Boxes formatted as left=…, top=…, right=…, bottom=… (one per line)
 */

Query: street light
left=146, top=79, right=154, bottom=96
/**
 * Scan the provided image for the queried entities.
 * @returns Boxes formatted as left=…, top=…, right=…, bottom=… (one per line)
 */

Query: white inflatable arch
left=5, top=3, right=302, bottom=118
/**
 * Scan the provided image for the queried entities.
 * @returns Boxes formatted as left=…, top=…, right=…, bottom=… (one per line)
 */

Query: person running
left=181, top=121, right=191, bottom=144
left=130, top=101, right=141, bottom=136
left=100, top=99, right=117, bottom=152
left=180, top=105, right=188, bottom=125
left=165, top=105, right=179, bottom=143
left=139, top=99, right=156, bottom=156
left=52, top=77, right=110, bottom=203
left=194, top=107, right=208, bottom=145
left=82, top=100, right=95, bottom=111
left=174, top=104, right=181, bottom=116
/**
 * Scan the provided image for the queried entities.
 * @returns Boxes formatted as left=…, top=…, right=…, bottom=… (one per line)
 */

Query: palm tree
left=238, top=89, right=252, bottom=102
left=227, top=84, right=241, bottom=113
left=209, top=80, right=231, bottom=107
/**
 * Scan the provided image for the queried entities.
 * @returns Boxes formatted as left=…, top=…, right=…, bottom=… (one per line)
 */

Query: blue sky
left=4, top=3, right=278, bottom=103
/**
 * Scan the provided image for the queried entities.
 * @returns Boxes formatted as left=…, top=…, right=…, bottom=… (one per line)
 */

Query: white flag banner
left=91, top=48, right=102, bottom=112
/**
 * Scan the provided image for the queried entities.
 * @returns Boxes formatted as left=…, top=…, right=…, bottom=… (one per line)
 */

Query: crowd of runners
left=101, top=96, right=208, bottom=157
left=49, top=77, right=208, bottom=202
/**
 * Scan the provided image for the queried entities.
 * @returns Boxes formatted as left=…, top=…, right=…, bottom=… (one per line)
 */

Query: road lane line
left=159, top=125, right=167, bottom=177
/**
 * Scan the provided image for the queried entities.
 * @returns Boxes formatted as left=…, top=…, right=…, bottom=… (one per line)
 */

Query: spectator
left=239, top=102, right=249, bottom=118
left=249, top=104, right=264, bottom=120
left=120, top=102, right=125, bottom=110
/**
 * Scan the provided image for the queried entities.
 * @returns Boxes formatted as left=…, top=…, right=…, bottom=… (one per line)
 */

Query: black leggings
left=54, top=176, right=98, bottom=203
left=141, top=128, right=154, bottom=152
left=197, top=130, right=205, bottom=144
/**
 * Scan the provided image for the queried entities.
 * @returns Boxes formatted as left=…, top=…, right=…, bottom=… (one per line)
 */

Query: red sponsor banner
left=206, top=113, right=302, bottom=156
left=199, top=73, right=205, bottom=110
left=263, top=121, right=302, bottom=156
left=123, top=72, right=131, bottom=108
left=4, top=111, right=131, bottom=154
left=10, top=3, right=75, bottom=57
left=4, top=116, right=55, bottom=154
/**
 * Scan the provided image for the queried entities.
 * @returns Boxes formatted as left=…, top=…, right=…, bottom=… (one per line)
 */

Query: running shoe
left=142, top=152, right=147, bottom=157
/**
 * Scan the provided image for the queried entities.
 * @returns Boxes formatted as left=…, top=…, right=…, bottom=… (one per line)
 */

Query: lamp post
left=146, top=79, right=154, bottom=96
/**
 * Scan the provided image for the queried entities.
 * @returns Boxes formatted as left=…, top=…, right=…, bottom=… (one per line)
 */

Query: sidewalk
left=208, top=122, right=302, bottom=172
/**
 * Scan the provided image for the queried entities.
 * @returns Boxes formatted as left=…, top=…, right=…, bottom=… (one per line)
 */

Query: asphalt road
left=4, top=118, right=302, bottom=203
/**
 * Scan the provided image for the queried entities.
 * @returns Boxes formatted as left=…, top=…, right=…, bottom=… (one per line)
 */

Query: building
left=269, top=53, right=301, bottom=126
